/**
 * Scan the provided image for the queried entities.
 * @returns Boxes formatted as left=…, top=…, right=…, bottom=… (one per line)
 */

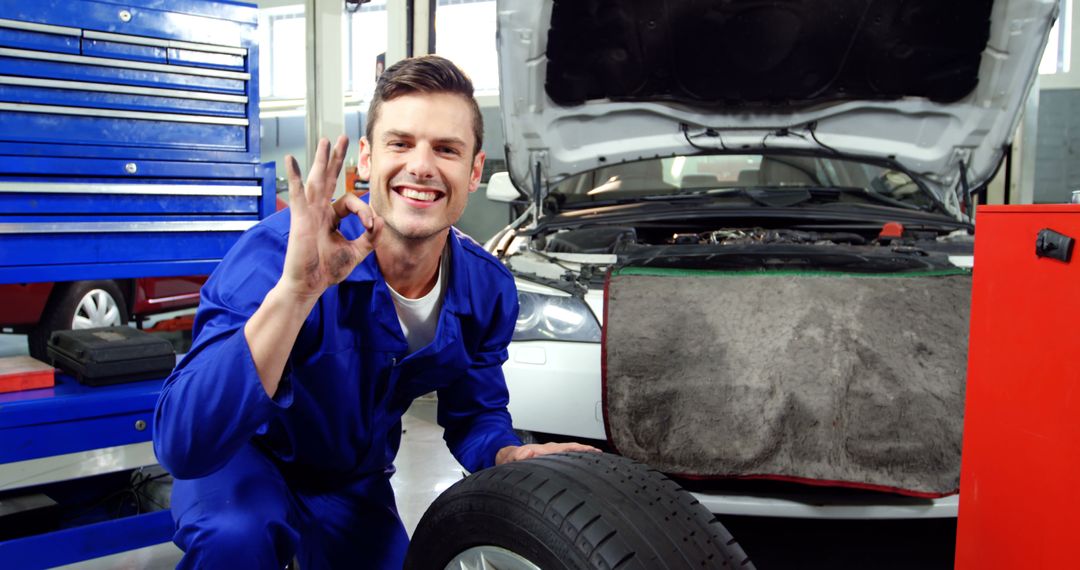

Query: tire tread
left=406, top=452, right=753, bottom=570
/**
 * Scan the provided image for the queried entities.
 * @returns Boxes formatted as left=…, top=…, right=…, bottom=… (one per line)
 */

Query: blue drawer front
left=0, top=177, right=261, bottom=215
left=0, top=193, right=259, bottom=215
left=0, top=227, right=253, bottom=266
left=0, top=26, right=80, bottom=54
left=0, top=260, right=224, bottom=283
left=0, top=112, right=247, bottom=152
left=0, top=55, right=247, bottom=94
left=0, top=83, right=246, bottom=117
left=0, top=156, right=262, bottom=178
left=82, top=38, right=169, bottom=64
left=0, top=141, right=252, bottom=162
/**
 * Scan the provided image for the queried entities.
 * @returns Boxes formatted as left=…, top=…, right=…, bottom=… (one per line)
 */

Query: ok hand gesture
left=279, top=135, right=383, bottom=302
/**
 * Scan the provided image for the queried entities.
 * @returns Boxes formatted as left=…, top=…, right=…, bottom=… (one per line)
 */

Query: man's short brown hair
left=365, top=55, right=484, bottom=156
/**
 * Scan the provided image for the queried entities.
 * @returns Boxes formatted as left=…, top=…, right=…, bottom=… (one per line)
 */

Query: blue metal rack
left=0, top=374, right=163, bottom=465
left=0, top=509, right=175, bottom=568
left=0, top=374, right=176, bottom=567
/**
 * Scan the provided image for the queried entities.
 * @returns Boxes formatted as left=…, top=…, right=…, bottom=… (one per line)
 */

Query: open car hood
left=496, top=0, right=1058, bottom=212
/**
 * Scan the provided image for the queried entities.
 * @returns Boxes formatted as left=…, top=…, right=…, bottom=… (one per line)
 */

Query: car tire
left=404, top=452, right=753, bottom=570
left=28, top=280, right=129, bottom=361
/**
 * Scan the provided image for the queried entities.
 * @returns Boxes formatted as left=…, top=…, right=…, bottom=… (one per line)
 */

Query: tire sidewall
left=409, top=505, right=585, bottom=570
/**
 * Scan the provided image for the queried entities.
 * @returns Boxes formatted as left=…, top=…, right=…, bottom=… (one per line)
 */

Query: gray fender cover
left=602, top=267, right=971, bottom=497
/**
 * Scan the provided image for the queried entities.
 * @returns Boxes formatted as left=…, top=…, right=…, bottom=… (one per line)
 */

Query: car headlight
left=514, top=291, right=601, bottom=342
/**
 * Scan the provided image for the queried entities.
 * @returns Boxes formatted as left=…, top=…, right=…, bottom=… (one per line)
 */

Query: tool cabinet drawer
left=0, top=159, right=275, bottom=283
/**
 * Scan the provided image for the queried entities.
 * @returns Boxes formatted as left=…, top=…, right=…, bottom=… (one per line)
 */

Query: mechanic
left=153, top=55, right=596, bottom=569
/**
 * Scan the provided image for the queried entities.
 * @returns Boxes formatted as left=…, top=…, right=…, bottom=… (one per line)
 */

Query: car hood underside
left=497, top=0, right=1058, bottom=204
left=602, top=267, right=970, bottom=497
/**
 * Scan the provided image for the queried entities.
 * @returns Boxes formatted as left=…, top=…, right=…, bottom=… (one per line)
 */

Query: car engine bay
left=514, top=220, right=975, bottom=277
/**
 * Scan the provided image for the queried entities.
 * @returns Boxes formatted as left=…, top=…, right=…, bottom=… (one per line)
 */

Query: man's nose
left=406, top=144, right=437, bottom=179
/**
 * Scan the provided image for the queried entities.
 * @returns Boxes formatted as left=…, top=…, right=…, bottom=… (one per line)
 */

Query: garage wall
left=1033, top=89, right=1080, bottom=202
left=259, top=109, right=363, bottom=193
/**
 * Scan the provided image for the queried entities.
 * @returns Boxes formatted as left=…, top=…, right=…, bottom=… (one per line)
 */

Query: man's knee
left=176, top=510, right=298, bottom=568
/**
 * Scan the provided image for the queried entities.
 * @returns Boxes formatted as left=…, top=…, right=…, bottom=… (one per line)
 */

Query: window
left=346, top=0, right=388, bottom=99
left=259, top=6, right=307, bottom=100
left=1040, top=0, right=1072, bottom=74
left=435, top=0, right=499, bottom=94
left=260, top=1, right=490, bottom=100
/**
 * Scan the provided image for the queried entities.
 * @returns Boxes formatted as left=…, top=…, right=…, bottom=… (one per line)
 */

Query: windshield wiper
left=558, top=186, right=928, bottom=212
left=639, top=186, right=923, bottom=210
left=557, top=188, right=749, bottom=210
left=799, top=186, right=927, bottom=211
left=640, top=187, right=830, bottom=208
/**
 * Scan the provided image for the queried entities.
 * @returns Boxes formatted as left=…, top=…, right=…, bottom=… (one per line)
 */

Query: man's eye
left=437, top=146, right=460, bottom=155
left=388, top=141, right=407, bottom=149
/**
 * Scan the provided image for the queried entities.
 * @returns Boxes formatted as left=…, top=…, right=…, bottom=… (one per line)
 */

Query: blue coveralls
left=153, top=209, right=523, bottom=569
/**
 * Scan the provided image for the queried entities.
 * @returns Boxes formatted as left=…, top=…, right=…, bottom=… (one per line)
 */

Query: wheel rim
left=444, top=546, right=542, bottom=570
left=72, top=289, right=122, bottom=329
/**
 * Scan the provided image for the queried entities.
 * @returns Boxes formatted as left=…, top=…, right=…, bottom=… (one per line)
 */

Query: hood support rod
left=532, top=158, right=543, bottom=221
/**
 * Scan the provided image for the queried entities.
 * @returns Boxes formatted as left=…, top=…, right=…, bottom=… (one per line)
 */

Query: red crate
left=0, top=355, right=55, bottom=394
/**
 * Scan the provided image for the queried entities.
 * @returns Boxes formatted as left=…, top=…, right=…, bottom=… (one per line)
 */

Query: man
left=153, top=55, right=596, bottom=569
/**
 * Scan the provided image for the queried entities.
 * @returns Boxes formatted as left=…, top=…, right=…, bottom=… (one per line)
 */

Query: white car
left=483, top=0, right=1057, bottom=521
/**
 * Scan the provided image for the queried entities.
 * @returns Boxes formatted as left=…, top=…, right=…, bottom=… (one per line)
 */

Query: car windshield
left=550, top=154, right=935, bottom=211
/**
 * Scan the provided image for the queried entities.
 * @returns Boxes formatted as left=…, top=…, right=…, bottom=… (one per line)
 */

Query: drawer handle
left=1035, top=228, right=1074, bottom=263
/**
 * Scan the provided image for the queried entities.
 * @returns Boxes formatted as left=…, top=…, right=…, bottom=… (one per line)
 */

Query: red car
left=0, top=276, right=207, bottom=360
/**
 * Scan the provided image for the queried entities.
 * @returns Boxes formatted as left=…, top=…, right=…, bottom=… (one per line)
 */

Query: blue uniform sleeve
left=437, top=278, right=523, bottom=472
left=153, top=223, right=296, bottom=480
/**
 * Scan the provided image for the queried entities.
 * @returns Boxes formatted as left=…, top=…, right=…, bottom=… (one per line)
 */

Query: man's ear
left=468, top=150, right=486, bottom=193
left=358, top=136, right=372, bottom=180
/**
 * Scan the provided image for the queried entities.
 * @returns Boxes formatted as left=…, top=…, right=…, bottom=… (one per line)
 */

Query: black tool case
left=47, top=327, right=176, bottom=386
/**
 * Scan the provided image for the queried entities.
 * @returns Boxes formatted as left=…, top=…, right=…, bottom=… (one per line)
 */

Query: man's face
left=359, top=92, right=485, bottom=242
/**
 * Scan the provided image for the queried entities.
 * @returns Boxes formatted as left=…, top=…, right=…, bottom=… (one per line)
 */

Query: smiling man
left=153, top=55, right=595, bottom=569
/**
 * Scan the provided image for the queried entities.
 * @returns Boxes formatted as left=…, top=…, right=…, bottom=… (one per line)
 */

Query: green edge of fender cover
left=610, top=266, right=972, bottom=278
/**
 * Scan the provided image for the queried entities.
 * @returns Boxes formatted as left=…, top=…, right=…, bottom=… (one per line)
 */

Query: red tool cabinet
left=955, top=205, right=1080, bottom=569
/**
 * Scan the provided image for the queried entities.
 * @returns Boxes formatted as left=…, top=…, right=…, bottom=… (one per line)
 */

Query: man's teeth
left=401, top=188, right=438, bottom=202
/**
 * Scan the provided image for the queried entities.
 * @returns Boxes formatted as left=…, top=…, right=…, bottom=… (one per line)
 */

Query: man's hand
left=495, top=442, right=602, bottom=465
left=245, top=135, right=384, bottom=398
left=280, top=135, right=383, bottom=302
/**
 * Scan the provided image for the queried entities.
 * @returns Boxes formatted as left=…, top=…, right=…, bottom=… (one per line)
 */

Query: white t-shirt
left=387, top=248, right=449, bottom=354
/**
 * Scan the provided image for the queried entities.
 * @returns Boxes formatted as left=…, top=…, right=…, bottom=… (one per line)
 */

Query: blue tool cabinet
left=0, top=1, right=265, bottom=564
left=0, top=0, right=270, bottom=285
